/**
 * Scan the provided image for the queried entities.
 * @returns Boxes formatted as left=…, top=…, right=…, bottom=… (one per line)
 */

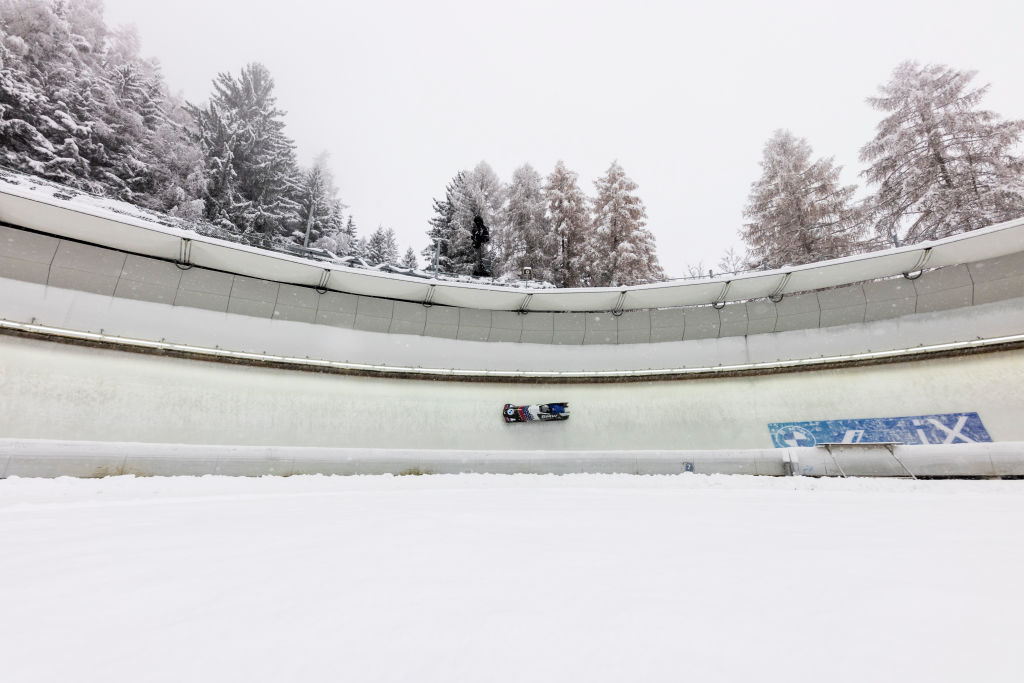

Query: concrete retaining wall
left=3, top=439, right=1022, bottom=478
left=3, top=223, right=1022, bottom=345
left=3, top=273, right=1024, bottom=375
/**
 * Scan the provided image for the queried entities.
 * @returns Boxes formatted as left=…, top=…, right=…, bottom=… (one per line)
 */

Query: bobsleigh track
left=1, top=172, right=1023, bottom=477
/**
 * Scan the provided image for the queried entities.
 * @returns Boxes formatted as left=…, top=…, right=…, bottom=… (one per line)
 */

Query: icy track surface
left=2, top=474, right=1023, bottom=683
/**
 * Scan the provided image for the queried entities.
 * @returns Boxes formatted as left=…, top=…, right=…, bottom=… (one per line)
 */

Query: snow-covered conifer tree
left=138, top=98, right=207, bottom=219
left=590, top=161, right=663, bottom=286
left=189, top=99, right=243, bottom=230
left=741, top=130, right=862, bottom=269
left=34, top=0, right=112, bottom=190
left=339, top=215, right=358, bottom=256
left=352, top=236, right=368, bottom=261
left=296, top=153, right=345, bottom=250
left=383, top=228, right=399, bottom=265
left=365, top=226, right=398, bottom=266
left=0, top=8, right=62, bottom=179
left=860, top=61, right=1024, bottom=246
left=189, top=63, right=301, bottom=242
left=449, top=161, right=505, bottom=276
left=496, top=163, right=555, bottom=281
left=400, top=247, right=418, bottom=270
left=0, top=0, right=205, bottom=214
left=545, top=161, right=594, bottom=287
left=421, top=171, right=465, bottom=273
left=103, top=36, right=206, bottom=215
left=0, top=0, right=124, bottom=190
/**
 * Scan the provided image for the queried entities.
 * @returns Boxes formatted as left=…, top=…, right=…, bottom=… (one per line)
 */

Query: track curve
left=2, top=178, right=1023, bottom=459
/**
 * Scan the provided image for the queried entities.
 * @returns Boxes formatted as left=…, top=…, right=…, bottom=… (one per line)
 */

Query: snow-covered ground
left=2, top=473, right=1022, bottom=682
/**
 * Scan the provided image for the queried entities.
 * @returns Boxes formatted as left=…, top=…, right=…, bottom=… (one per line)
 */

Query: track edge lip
left=2, top=318, right=1023, bottom=384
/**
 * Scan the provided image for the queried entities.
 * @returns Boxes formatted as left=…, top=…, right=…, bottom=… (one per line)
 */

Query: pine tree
left=496, top=163, right=556, bottom=281
left=0, top=2, right=318, bottom=235
left=0, top=0, right=118, bottom=190
left=0, top=12, right=62, bottom=179
left=861, top=61, right=1024, bottom=246
left=35, top=0, right=113, bottom=191
left=189, top=99, right=241, bottom=230
left=545, top=160, right=593, bottom=287
left=296, top=152, right=345, bottom=250
left=138, top=99, right=207, bottom=219
left=422, top=164, right=504, bottom=276
left=383, top=228, right=399, bottom=265
left=188, top=62, right=301, bottom=241
left=450, top=161, right=505, bottom=276
left=590, top=161, right=663, bottom=286
left=340, top=215, right=358, bottom=256
left=741, top=130, right=862, bottom=269
left=106, top=46, right=206, bottom=215
left=421, top=171, right=464, bottom=273
left=352, top=236, right=368, bottom=261
left=365, top=225, right=398, bottom=266
left=0, top=0, right=204, bottom=214
left=399, top=247, right=418, bottom=270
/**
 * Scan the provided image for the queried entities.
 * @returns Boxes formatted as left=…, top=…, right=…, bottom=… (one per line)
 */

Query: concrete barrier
left=4, top=221, right=1024, bottom=347
left=3, top=440, right=1022, bottom=479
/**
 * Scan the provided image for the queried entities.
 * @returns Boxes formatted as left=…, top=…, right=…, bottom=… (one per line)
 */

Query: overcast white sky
left=103, top=0, right=1024, bottom=277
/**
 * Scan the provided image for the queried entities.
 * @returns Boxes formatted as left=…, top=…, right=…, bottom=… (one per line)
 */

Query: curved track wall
left=2, top=333, right=1022, bottom=450
left=3, top=223, right=1023, bottom=348
left=2, top=184, right=1024, bottom=455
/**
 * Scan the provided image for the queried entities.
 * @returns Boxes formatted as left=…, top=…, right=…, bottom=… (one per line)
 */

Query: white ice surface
left=2, top=474, right=1023, bottom=682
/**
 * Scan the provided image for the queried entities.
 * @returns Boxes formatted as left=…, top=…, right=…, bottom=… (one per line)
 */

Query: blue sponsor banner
left=769, top=412, right=992, bottom=448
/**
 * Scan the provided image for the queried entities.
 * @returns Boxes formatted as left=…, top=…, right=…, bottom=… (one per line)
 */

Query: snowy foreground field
left=2, top=474, right=1023, bottom=682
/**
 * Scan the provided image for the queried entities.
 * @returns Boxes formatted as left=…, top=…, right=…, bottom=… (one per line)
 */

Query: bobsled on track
left=503, top=403, right=569, bottom=423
